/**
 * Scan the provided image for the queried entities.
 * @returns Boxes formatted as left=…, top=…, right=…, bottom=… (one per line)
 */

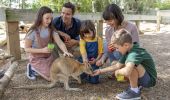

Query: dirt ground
left=1, top=23, right=170, bottom=100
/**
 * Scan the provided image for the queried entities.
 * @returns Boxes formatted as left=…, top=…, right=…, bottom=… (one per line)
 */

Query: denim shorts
left=138, top=71, right=151, bottom=87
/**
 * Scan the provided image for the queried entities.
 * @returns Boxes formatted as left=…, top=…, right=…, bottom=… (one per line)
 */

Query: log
left=0, top=61, right=18, bottom=98
left=0, top=57, right=15, bottom=79
left=0, top=55, right=14, bottom=60
left=0, top=39, right=6, bottom=47
left=0, top=54, right=14, bottom=65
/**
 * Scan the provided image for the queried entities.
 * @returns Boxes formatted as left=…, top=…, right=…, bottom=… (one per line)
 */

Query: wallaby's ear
left=84, top=62, right=93, bottom=71
left=83, top=61, right=88, bottom=67
left=83, top=62, right=92, bottom=69
left=83, top=62, right=89, bottom=68
left=87, top=63, right=91, bottom=68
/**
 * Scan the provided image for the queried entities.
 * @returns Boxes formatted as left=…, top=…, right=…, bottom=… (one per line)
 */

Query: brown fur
left=13, top=56, right=93, bottom=91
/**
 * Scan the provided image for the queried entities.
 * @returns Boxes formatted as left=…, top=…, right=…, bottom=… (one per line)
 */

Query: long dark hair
left=26, top=6, right=55, bottom=42
left=103, top=4, right=124, bottom=25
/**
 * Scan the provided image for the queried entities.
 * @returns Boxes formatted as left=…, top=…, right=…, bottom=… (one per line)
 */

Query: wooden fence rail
left=0, top=8, right=162, bottom=60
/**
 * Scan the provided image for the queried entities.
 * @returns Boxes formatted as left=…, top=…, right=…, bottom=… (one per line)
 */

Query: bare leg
left=136, top=64, right=145, bottom=78
left=48, top=80, right=58, bottom=88
left=128, top=68, right=139, bottom=88
left=128, top=64, right=145, bottom=88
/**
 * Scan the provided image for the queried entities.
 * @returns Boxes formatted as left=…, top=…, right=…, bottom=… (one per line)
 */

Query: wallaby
left=13, top=56, right=93, bottom=91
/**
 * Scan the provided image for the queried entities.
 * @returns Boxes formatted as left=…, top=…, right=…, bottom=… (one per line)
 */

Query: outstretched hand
left=62, top=33, right=71, bottom=42
left=65, top=39, right=78, bottom=48
left=108, top=43, right=116, bottom=52
left=63, top=52, right=73, bottom=57
left=115, top=69, right=120, bottom=77
left=91, top=69, right=101, bottom=76
left=96, top=59, right=103, bottom=66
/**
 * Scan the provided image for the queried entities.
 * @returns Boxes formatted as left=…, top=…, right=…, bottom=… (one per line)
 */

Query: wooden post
left=92, top=0, right=96, bottom=13
left=6, top=21, right=21, bottom=60
left=135, top=20, right=143, bottom=34
left=0, top=8, right=6, bottom=21
left=156, top=8, right=161, bottom=31
left=96, top=20, right=103, bottom=37
left=135, top=20, right=140, bottom=30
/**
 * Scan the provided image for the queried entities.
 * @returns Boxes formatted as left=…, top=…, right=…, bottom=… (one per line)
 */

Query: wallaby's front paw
left=78, top=80, right=82, bottom=84
left=63, top=52, right=73, bottom=57
left=74, top=88, right=82, bottom=92
left=66, top=88, right=82, bottom=91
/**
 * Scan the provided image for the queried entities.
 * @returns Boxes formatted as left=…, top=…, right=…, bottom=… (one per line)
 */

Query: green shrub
left=154, top=2, right=170, bottom=10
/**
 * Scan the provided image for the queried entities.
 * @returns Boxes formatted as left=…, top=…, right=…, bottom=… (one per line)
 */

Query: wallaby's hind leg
left=72, top=75, right=81, bottom=84
left=57, top=74, right=82, bottom=91
left=48, top=80, right=58, bottom=89
left=64, top=79, right=82, bottom=91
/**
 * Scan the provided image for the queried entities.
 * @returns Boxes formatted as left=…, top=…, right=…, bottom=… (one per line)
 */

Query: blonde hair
left=111, top=29, right=132, bottom=46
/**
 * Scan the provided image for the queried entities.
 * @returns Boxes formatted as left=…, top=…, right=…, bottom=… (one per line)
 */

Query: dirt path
left=1, top=27, right=170, bottom=100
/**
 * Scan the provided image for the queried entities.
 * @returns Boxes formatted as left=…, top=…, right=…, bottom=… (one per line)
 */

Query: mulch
left=1, top=31, right=170, bottom=100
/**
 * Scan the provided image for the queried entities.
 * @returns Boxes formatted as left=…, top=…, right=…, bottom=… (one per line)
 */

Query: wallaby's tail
left=13, top=82, right=56, bottom=89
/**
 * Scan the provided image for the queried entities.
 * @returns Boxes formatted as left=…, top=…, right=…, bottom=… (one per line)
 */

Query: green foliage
left=0, top=0, right=9, bottom=7
left=122, top=0, right=157, bottom=14
left=1, top=0, right=162, bottom=13
left=32, top=0, right=61, bottom=11
left=75, top=0, right=92, bottom=12
left=94, top=0, right=111, bottom=12
left=154, top=1, right=170, bottom=10
left=32, top=2, right=41, bottom=10
left=0, top=0, right=31, bottom=8
left=31, top=0, right=112, bottom=13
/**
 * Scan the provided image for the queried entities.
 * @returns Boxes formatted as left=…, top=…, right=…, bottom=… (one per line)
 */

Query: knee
left=127, top=68, right=138, bottom=79
left=136, top=64, right=146, bottom=77
left=89, top=76, right=99, bottom=84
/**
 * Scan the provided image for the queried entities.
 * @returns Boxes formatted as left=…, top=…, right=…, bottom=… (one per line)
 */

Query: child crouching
left=92, top=29, right=157, bottom=99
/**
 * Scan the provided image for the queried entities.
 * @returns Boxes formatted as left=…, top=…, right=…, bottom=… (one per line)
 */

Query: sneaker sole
left=116, top=96, right=141, bottom=100
left=32, top=70, right=39, bottom=76
left=26, top=63, right=36, bottom=80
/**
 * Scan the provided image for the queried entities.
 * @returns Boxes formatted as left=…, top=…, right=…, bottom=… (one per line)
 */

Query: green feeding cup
left=48, top=43, right=54, bottom=50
